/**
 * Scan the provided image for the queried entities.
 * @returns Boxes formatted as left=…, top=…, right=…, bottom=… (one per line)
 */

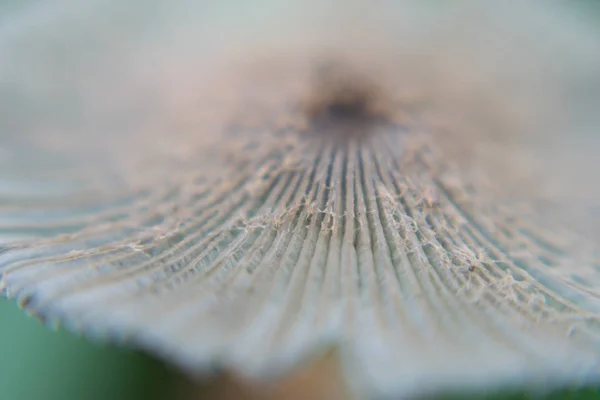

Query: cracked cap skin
left=1, top=1, right=600, bottom=398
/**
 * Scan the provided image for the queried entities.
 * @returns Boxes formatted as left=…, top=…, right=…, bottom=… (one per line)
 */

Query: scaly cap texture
left=1, top=1, right=600, bottom=398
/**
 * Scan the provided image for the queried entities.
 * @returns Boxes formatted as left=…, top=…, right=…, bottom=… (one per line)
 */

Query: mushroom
left=1, top=1, right=600, bottom=398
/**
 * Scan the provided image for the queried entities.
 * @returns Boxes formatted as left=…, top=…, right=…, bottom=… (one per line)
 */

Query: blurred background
left=0, top=299, right=181, bottom=400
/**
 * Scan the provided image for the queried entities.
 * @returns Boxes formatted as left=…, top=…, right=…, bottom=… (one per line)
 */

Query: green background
left=0, top=300, right=179, bottom=400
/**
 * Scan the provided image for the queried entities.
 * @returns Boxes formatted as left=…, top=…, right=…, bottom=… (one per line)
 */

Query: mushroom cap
left=1, top=1, right=600, bottom=398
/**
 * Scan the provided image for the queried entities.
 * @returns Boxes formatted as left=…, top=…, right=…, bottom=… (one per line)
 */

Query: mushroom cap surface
left=1, top=1, right=600, bottom=398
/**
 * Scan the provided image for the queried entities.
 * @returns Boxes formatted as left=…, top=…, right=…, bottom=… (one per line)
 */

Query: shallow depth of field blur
left=1, top=1, right=600, bottom=399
